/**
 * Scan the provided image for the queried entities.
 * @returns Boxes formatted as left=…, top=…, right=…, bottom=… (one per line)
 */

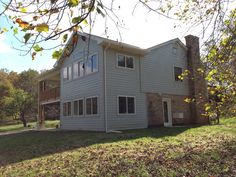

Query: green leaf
left=62, top=34, right=68, bottom=43
left=68, top=0, right=79, bottom=7
left=33, top=44, right=43, bottom=52
left=52, top=49, right=62, bottom=59
left=23, top=33, right=32, bottom=44
left=72, top=16, right=81, bottom=24
left=13, top=28, right=18, bottom=35
left=35, top=23, right=49, bottom=32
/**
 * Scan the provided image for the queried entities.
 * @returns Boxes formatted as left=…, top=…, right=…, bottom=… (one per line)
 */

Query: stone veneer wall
left=147, top=93, right=191, bottom=126
left=44, top=102, right=60, bottom=120
left=147, top=93, right=163, bottom=126
left=162, top=94, right=191, bottom=125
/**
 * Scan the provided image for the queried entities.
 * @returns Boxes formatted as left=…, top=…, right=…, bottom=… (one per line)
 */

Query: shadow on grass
left=0, top=126, right=194, bottom=167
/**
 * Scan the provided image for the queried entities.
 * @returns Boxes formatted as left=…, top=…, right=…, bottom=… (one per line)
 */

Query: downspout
left=103, top=43, right=110, bottom=133
left=37, top=81, right=40, bottom=130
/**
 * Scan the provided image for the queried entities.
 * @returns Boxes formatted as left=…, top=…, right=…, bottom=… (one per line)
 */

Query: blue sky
left=0, top=16, right=56, bottom=73
left=0, top=0, right=192, bottom=73
left=0, top=0, right=224, bottom=73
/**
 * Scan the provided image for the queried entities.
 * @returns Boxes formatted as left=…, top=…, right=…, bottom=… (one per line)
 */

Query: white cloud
left=0, top=34, right=12, bottom=53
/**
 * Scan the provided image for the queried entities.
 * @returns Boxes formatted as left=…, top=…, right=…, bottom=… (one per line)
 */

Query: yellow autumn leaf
left=35, top=23, right=49, bottom=32
left=83, top=19, right=88, bottom=25
left=20, top=7, right=27, bottom=13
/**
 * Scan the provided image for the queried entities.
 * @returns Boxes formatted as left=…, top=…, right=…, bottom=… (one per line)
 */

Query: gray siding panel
left=60, top=37, right=105, bottom=131
left=105, top=50, right=148, bottom=130
left=141, top=43, right=189, bottom=95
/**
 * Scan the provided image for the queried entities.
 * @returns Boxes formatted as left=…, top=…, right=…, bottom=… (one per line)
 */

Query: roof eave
left=148, top=38, right=187, bottom=51
left=99, top=41, right=148, bottom=56
left=36, top=68, right=60, bottom=81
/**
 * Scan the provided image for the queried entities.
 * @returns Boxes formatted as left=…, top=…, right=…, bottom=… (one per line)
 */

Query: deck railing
left=39, top=87, right=60, bottom=102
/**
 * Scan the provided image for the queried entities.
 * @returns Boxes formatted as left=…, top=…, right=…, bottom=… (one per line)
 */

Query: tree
left=204, top=9, right=236, bottom=122
left=0, top=0, right=234, bottom=59
left=3, top=88, right=34, bottom=127
left=0, top=69, right=13, bottom=122
left=16, top=69, right=39, bottom=93
left=0, top=69, right=39, bottom=124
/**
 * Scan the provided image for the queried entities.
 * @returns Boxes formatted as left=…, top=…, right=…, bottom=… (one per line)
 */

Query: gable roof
left=148, top=38, right=187, bottom=51
left=53, top=32, right=187, bottom=69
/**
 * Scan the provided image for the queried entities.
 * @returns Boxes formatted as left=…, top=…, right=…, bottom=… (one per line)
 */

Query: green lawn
left=0, top=118, right=235, bottom=177
left=0, top=120, right=59, bottom=133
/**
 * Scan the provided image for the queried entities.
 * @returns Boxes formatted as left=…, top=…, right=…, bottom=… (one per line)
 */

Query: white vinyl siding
left=106, top=49, right=147, bottom=130
left=60, top=36, right=104, bottom=131
left=141, top=43, right=189, bottom=95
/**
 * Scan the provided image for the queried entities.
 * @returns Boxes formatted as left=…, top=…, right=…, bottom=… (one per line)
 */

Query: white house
left=37, top=33, right=208, bottom=131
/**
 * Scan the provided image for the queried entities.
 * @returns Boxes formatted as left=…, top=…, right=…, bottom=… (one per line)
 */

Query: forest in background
left=0, top=68, right=39, bottom=126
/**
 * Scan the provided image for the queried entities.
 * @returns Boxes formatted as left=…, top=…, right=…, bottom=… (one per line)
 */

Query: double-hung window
left=118, top=96, right=135, bottom=114
left=86, top=97, right=98, bottom=115
left=117, top=54, right=134, bottom=69
left=63, top=102, right=71, bottom=116
left=174, top=66, right=183, bottom=81
left=73, top=99, right=84, bottom=116
left=86, top=54, right=98, bottom=75
left=73, top=61, right=84, bottom=78
left=63, top=66, right=72, bottom=81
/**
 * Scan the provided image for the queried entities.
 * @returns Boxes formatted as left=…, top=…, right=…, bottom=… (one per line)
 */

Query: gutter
left=103, top=44, right=110, bottom=133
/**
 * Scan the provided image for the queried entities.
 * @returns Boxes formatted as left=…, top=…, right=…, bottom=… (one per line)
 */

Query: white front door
left=162, top=98, right=172, bottom=127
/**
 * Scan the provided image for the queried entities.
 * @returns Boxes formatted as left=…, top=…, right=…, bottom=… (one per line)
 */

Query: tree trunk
left=216, top=103, right=220, bottom=124
left=20, top=112, right=27, bottom=127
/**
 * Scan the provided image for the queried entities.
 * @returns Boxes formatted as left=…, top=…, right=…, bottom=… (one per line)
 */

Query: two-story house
left=37, top=33, right=208, bottom=131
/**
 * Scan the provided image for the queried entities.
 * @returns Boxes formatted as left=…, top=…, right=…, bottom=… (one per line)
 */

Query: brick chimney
left=185, top=35, right=209, bottom=124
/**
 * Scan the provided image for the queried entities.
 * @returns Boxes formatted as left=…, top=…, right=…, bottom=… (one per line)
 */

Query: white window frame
left=73, top=98, right=84, bottom=117
left=117, top=95, right=136, bottom=115
left=85, top=53, right=98, bottom=75
left=63, top=101, right=72, bottom=117
left=62, top=65, right=72, bottom=82
left=173, top=66, right=183, bottom=82
left=73, top=60, right=85, bottom=79
left=85, top=96, right=99, bottom=116
left=116, top=53, right=135, bottom=70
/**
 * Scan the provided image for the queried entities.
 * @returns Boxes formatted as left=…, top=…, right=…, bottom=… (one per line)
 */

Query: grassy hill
left=0, top=117, right=235, bottom=177
left=0, top=120, right=59, bottom=133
